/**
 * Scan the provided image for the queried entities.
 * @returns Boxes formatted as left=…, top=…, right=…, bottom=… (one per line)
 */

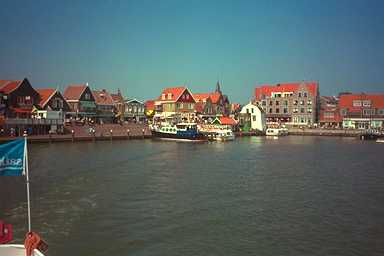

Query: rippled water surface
left=1, top=136, right=384, bottom=256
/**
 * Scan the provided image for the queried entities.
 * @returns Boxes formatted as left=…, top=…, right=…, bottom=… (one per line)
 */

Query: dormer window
left=84, top=93, right=90, bottom=100
left=167, top=93, right=172, bottom=100
left=162, top=94, right=166, bottom=100
left=186, top=94, right=190, bottom=100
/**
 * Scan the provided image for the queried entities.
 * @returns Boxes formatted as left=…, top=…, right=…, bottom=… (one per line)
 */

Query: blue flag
left=0, top=138, right=25, bottom=176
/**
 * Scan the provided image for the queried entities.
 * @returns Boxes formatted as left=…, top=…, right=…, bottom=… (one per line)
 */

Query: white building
left=240, top=103, right=266, bottom=131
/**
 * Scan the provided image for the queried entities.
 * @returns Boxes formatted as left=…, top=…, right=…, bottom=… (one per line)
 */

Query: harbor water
left=1, top=136, right=383, bottom=255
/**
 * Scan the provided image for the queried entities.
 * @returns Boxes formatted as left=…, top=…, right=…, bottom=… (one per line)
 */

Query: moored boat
left=376, top=138, right=384, bottom=143
left=212, top=129, right=235, bottom=141
left=265, top=128, right=288, bottom=136
left=151, top=122, right=207, bottom=142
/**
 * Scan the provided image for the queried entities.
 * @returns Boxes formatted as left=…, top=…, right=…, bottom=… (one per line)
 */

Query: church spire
left=215, top=81, right=222, bottom=94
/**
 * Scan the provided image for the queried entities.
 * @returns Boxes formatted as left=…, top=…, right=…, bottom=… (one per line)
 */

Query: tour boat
left=265, top=128, right=288, bottom=136
left=151, top=122, right=207, bottom=142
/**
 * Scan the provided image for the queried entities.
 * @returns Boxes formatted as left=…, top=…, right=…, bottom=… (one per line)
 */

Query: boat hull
left=0, top=244, right=45, bottom=256
left=152, top=131, right=207, bottom=142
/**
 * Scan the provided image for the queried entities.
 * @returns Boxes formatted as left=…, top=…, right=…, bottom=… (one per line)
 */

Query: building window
left=262, top=101, right=266, bottom=106
left=363, top=109, right=375, bottom=115
left=186, top=94, right=190, bottom=100
left=251, top=108, right=254, bottom=114
left=304, top=92, right=307, bottom=97
left=269, top=101, right=273, bottom=106
left=252, top=116, right=256, bottom=121
left=307, top=100, right=312, bottom=105
left=300, top=108, right=305, bottom=113
left=294, top=100, right=298, bottom=105
left=168, top=93, right=172, bottom=100
left=293, top=108, right=298, bottom=113
left=162, top=94, right=166, bottom=100
left=283, top=108, right=288, bottom=113
left=341, top=108, right=347, bottom=116
left=300, top=100, right=304, bottom=105
left=307, top=108, right=312, bottom=113
left=298, top=92, right=302, bottom=97
left=246, top=109, right=249, bottom=114
left=362, top=100, right=371, bottom=107
left=276, top=108, right=280, bottom=113
left=84, top=93, right=90, bottom=100
left=352, top=100, right=362, bottom=107
left=276, top=101, right=279, bottom=106
left=378, top=109, right=384, bottom=115
left=269, top=108, right=272, bottom=113
left=284, top=100, right=288, bottom=106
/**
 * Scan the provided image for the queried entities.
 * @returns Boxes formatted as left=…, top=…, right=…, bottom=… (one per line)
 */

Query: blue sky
left=1, top=0, right=383, bottom=103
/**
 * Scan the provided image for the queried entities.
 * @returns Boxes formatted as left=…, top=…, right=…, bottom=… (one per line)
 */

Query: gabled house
left=124, top=98, right=145, bottom=122
left=211, top=116, right=238, bottom=130
left=239, top=102, right=266, bottom=132
left=0, top=78, right=40, bottom=118
left=111, top=89, right=125, bottom=121
left=63, top=83, right=96, bottom=120
left=193, top=82, right=231, bottom=117
left=34, top=88, right=70, bottom=133
left=91, top=89, right=116, bottom=124
left=36, top=88, right=70, bottom=111
left=154, top=86, right=196, bottom=120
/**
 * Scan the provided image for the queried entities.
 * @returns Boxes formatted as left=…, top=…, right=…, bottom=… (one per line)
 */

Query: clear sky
left=1, top=0, right=383, bottom=103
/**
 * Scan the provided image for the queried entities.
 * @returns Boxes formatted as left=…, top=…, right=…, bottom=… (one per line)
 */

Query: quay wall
left=288, top=128, right=363, bottom=137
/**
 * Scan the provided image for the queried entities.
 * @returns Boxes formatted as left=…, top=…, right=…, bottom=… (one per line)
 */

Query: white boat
left=376, top=138, right=384, bottom=143
left=213, top=129, right=235, bottom=141
left=0, top=244, right=45, bottom=256
left=266, top=128, right=288, bottom=136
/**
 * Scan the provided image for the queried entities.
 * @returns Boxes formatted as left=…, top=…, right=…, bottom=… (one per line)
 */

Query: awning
left=13, top=108, right=33, bottom=113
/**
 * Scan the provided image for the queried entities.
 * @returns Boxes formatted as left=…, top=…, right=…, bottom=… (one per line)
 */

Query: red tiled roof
left=339, top=94, right=384, bottom=111
left=92, top=90, right=115, bottom=106
left=220, top=116, right=237, bottom=126
left=193, top=93, right=211, bottom=102
left=157, top=87, right=187, bottom=102
left=255, top=82, right=318, bottom=100
left=111, top=93, right=124, bottom=103
left=0, top=80, right=22, bottom=94
left=36, top=88, right=56, bottom=108
left=63, top=84, right=87, bottom=100
left=145, top=100, right=155, bottom=110
left=209, top=92, right=221, bottom=104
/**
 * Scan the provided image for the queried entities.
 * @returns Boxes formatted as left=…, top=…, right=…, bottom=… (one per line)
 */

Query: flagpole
left=24, top=133, right=31, bottom=232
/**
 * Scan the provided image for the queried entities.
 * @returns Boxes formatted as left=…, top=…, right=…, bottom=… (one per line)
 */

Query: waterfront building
left=193, top=82, right=231, bottom=117
left=35, top=88, right=71, bottom=133
left=319, top=96, right=342, bottom=128
left=339, top=93, right=384, bottom=129
left=92, top=89, right=116, bottom=124
left=0, top=78, right=42, bottom=135
left=124, top=98, right=145, bottom=122
left=239, top=102, right=266, bottom=132
left=63, top=83, right=97, bottom=121
left=0, top=78, right=40, bottom=118
left=154, top=86, right=196, bottom=121
left=254, top=81, right=319, bottom=126
left=111, top=89, right=125, bottom=122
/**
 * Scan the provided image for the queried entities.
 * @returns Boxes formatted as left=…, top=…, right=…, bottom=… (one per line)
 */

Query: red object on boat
left=0, top=220, right=13, bottom=244
left=24, top=231, right=48, bottom=256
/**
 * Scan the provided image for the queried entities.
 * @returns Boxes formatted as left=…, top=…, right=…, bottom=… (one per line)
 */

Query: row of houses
left=0, top=78, right=146, bottom=135
left=253, top=81, right=384, bottom=129
left=145, top=82, right=233, bottom=122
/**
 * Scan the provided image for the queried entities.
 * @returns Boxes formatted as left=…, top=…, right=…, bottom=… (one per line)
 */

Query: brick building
left=254, top=81, right=319, bottom=126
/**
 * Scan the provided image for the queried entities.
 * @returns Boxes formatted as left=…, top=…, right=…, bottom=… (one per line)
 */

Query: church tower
left=215, top=81, right=222, bottom=94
